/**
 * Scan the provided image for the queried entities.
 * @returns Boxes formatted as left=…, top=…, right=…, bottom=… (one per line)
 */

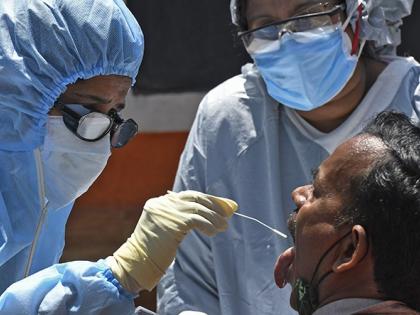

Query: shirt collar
left=313, top=298, right=383, bottom=315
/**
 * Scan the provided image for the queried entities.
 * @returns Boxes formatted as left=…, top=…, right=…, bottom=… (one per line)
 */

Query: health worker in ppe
left=157, top=0, right=420, bottom=315
left=0, top=0, right=237, bottom=314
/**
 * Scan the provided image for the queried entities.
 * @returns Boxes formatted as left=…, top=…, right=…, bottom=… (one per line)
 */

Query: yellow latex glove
left=107, top=190, right=237, bottom=293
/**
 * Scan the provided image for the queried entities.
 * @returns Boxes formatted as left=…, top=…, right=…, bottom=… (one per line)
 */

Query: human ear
left=332, top=225, right=368, bottom=273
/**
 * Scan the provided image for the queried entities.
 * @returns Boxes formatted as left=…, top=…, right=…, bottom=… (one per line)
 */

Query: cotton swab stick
left=234, top=212, right=288, bottom=238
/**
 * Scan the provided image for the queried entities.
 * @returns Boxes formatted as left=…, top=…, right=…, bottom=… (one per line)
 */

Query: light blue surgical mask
left=249, top=22, right=363, bottom=111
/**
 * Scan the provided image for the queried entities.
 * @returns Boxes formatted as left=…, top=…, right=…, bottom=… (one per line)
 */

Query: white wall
left=123, top=91, right=206, bottom=133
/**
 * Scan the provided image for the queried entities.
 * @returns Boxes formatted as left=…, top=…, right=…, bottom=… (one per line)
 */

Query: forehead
left=77, top=75, right=131, bottom=90
left=319, top=135, right=385, bottom=190
left=67, top=75, right=131, bottom=98
left=246, top=0, right=327, bottom=20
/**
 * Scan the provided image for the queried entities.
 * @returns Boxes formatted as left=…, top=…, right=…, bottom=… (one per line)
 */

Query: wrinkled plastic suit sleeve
left=157, top=113, right=220, bottom=315
left=0, top=260, right=136, bottom=315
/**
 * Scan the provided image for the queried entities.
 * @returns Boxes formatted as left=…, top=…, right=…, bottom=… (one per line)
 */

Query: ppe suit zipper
left=24, top=149, right=49, bottom=278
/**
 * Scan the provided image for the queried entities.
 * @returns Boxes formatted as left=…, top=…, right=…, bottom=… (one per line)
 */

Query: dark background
left=398, top=1, right=420, bottom=59
left=127, top=1, right=420, bottom=94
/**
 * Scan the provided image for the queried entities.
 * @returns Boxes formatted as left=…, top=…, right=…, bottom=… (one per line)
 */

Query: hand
left=107, top=190, right=237, bottom=292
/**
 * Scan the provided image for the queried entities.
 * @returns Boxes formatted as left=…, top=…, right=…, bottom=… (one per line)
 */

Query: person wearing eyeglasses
left=157, top=1, right=419, bottom=315
left=0, top=0, right=237, bottom=314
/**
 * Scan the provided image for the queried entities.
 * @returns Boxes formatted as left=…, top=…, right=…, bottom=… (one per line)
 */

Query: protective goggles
left=55, top=103, right=138, bottom=148
left=239, top=2, right=346, bottom=51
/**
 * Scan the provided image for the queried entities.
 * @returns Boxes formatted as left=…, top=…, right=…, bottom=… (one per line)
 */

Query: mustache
left=287, top=209, right=298, bottom=243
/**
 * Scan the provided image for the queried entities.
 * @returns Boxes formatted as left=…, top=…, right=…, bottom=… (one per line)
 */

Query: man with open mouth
left=275, top=112, right=420, bottom=315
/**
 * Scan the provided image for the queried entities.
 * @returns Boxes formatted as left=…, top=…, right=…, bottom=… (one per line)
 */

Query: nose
left=291, top=185, right=312, bottom=208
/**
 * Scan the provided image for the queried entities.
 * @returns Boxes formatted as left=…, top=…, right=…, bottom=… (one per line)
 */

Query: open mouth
left=274, top=246, right=295, bottom=288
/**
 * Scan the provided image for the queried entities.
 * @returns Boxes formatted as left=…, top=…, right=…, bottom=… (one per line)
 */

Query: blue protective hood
left=0, top=0, right=144, bottom=151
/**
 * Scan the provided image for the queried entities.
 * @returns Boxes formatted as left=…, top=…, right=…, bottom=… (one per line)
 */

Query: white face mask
left=40, top=116, right=111, bottom=210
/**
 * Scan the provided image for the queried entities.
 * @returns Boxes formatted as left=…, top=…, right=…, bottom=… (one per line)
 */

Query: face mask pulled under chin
left=293, top=230, right=353, bottom=315
left=40, top=116, right=111, bottom=210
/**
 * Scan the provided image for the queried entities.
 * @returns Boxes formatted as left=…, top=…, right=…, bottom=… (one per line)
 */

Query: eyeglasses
left=239, top=2, right=346, bottom=53
left=55, top=103, right=139, bottom=148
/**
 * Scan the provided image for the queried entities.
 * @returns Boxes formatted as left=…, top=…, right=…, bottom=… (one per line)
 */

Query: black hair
left=339, top=111, right=420, bottom=311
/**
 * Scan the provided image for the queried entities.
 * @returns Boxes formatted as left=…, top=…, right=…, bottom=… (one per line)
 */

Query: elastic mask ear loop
left=342, top=2, right=365, bottom=57
left=294, top=230, right=353, bottom=315
left=342, top=1, right=360, bottom=31
left=357, top=40, right=366, bottom=58
left=309, top=230, right=353, bottom=287
left=351, top=4, right=363, bottom=56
